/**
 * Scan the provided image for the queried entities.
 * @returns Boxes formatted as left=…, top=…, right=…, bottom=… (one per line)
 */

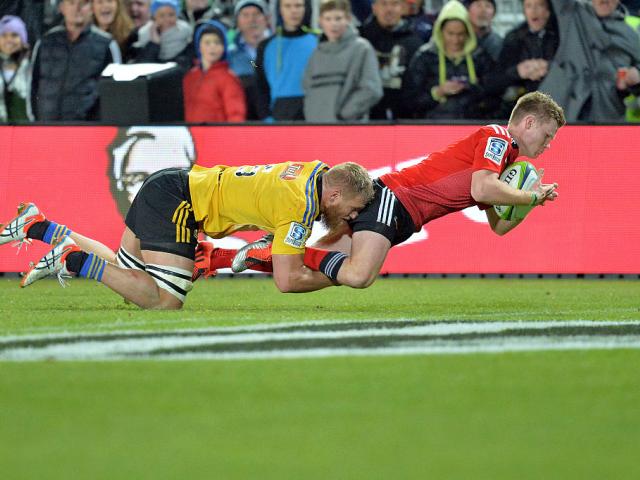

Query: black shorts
left=348, top=179, right=416, bottom=247
left=125, top=168, right=198, bottom=260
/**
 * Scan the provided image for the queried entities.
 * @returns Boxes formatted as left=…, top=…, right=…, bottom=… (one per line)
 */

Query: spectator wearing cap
left=465, top=0, right=502, bottom=62
left=0, top=15, right=32, bottom=122
left=254, top=0, right=318, bottom=120
left=183, top=20, right=246, bottom=122
left=126, top=0, right=193, bottom=71
left=30, top=0, right=121, bottom=121
left=227, top=0, right=271, bottom=119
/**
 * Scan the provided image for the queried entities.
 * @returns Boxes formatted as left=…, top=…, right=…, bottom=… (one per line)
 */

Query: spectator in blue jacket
left=227, top=0, right=271, bottom=119
left=254, top=0, right=318, bottom=120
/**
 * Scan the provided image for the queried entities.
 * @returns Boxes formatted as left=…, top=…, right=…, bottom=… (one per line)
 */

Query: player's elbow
left=470, top=181, right=490, bottom=204
left=491, top=221, right=515, bottom=237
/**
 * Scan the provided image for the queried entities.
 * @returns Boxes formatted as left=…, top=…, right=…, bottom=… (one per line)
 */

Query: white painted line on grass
left=1, top=320, right=640, bottom=361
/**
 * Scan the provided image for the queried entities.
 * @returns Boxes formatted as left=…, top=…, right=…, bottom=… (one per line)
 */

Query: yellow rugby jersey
left=188, top=161, right=329, bottom=254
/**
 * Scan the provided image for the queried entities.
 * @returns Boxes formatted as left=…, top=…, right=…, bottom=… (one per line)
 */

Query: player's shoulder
left=477, top=124, right=512, bottom=141
left=275, top=160, right=328, bottom=181
left=474, top=125, right=515, bottom=167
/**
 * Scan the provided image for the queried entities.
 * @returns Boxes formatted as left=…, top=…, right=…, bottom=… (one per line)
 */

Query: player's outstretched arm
left=486, top=207, right=523, bottom=236
left=271, top=253, right=335, bottom=293
left=486, top=181, right=559, bottom=235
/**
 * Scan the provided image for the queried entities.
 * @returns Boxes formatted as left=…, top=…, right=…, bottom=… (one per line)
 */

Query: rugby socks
left=65, top=251, right=106, bottom=282
left=243, top=246, right=273, bottom=273
left=303, top=247, right=330, bottom=271
left=27, top=220, right=72, bottom=245
left=305, top=247, right=349, bottom=281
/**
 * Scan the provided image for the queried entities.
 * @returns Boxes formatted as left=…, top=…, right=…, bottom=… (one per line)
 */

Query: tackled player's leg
left=20, top=168, right=198, bottom=310
left=99, top=228, right=193, bottom=309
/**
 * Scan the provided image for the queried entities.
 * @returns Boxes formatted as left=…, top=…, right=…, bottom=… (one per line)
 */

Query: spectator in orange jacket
left=183, top=20, right=247, bottom=123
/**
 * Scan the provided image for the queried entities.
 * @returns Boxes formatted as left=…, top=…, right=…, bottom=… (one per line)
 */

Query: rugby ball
left=493, top=161, right=539, bottom=221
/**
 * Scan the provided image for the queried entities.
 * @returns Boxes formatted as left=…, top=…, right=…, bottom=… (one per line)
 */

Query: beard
left=320, top=211, right=346, bottom=232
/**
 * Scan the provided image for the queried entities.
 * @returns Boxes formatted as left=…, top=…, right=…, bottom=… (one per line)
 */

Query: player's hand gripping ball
left=493, top=161, right=540, bottom=221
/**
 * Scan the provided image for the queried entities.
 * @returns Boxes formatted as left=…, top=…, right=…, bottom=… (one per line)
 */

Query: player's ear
left=525, top=115, right=536, bottom=129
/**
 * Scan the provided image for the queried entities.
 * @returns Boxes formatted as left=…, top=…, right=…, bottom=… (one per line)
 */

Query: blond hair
left=509, top=91, right=566, bottom=127
left=324, top=162, right=374, bottom=203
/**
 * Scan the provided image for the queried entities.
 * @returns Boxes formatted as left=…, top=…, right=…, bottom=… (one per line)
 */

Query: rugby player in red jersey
left=198, top=91, right=565, bottom=290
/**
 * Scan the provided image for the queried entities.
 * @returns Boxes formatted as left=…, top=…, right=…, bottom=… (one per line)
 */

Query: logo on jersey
left=280, top=164, right=303, bottom=180
left=284, top=222, right=309, bottom=248
left=235, top=166, right=260, bottom=177
left=484, top=137, right=508, bottom=165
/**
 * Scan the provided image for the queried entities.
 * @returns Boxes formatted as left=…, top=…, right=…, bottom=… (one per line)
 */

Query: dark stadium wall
left=0, top=125, right=637, bottom=274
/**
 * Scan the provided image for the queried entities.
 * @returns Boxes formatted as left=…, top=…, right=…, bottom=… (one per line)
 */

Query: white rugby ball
left=493, top=161, right=539, bottom=221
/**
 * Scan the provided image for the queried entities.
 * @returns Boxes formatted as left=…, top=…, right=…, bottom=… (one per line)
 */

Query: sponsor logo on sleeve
left=284, top=222, right=309, bottom=248
left=280, top=163, right=304, bottom=180
left=484, top=137, right=508, bottom=165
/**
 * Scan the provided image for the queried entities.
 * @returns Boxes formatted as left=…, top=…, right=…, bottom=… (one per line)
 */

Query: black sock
left=26, top=220, right=51, bottom=241
left=65, top=251, right=89, bottom=274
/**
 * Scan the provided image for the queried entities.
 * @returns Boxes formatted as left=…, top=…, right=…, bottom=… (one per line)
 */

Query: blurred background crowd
left=1, top=0, right=639, bottom=124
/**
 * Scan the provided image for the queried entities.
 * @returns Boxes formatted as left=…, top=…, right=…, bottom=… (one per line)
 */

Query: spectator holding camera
left=0, top=15, right=32, bottom=122
left=183, top=20, right=246, bottom=122
left=126, top=0, right=193, bottom=71
left=402, top=0, right=495, bottom=119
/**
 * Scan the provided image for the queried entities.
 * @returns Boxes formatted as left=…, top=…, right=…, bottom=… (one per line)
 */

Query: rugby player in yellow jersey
left=1, top=161, right=373, bottom=309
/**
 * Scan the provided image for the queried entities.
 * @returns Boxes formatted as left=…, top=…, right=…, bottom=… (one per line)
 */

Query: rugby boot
left=231, top=234, right=274, bottom=273
left=0, top=202, right=45, bottom=251
left=20, top=236, right=80, bottom=288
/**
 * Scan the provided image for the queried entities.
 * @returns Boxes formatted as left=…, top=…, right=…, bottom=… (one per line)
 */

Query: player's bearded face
left=321, top=192, right=366, bottom=230
left=320, top=209, right=344, bottom=231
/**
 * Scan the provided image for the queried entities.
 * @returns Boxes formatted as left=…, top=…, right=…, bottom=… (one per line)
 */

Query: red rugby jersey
left=380, top=125, right=520, bottom=230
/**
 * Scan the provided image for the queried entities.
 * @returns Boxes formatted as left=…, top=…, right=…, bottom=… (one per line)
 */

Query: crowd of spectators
left=1, top=0, right=639, bottom=124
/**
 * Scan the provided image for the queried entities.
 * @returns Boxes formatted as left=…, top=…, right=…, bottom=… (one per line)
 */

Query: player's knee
left=145, top=264, right=192, bottom=309
left=273, top=277, right=295, bottom=293
left=154, top=297, right=184, bottom=310
left=342, top=269, right=377, bottom=289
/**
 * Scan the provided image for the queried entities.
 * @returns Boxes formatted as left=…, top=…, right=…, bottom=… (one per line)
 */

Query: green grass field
left=1, top=277, right=639, bottom=479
